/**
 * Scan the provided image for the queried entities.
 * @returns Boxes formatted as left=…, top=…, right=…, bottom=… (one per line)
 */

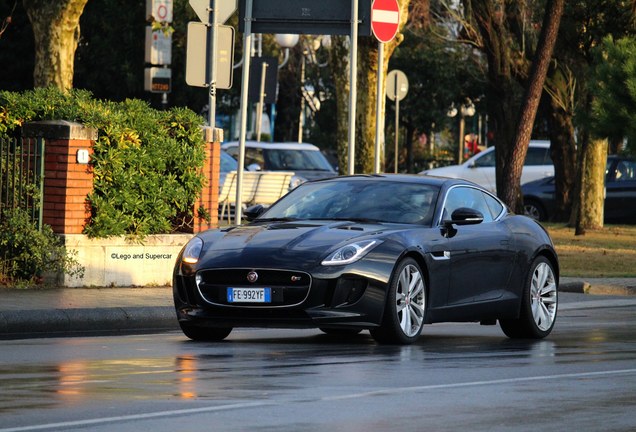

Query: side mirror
left=247, top=163, right=262, bottom=172
left=444, top=207, right=484, bottom=227
left=244, top=204, right=266, bottom=221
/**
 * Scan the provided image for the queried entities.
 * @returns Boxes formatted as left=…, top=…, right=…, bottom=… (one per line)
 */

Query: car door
left=520, top=145, right=554, bottom=185
left=441, top=186, right=515, bottom=305
left=605, top=158, right=636, bottom=222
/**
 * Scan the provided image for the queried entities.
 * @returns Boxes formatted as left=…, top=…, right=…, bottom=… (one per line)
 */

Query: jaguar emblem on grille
left=291, top=276, right=302, bottom=282
left=247, top=271, right=258, bottom=283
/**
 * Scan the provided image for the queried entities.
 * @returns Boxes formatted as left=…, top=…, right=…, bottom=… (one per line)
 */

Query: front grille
left=197, top=268, right=311, bottom=307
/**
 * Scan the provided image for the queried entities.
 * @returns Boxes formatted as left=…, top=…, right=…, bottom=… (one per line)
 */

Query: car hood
left=196, top=220, right=389, bottom=269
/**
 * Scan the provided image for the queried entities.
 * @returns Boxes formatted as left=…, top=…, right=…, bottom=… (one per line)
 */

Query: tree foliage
left=591, top=36, right=636, bottom=153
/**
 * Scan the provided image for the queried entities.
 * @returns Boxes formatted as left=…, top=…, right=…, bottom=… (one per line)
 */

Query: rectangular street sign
left=144, top=67, right=172, bottom=93
left=145, top=27, right=172, bottom=65
left=238, top=0, right=371, bottom=36
left=186, top=22, right=235, bottom=88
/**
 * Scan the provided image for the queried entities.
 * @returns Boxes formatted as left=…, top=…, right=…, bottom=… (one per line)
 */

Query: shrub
left=0, top=88, right=207, bottom=237
left=0, top=208, right=84, bottom=286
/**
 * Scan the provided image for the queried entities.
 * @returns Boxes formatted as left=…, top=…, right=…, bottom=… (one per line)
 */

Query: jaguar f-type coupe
left=173, top=174, right=559, bottom=345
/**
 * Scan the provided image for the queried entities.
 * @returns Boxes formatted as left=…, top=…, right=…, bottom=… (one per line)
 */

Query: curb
left=560, top=281, right=636, bottom=296
left=0, top=306, right=178, bottom=339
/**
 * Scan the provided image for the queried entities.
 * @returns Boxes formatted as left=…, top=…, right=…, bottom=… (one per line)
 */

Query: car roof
left=317, top=173, right=475, bottom=189
left=222, top=141, right=321, bottom=151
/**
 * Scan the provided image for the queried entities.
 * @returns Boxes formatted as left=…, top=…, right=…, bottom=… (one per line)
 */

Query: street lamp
left=447, top=99, right=476, bottom=163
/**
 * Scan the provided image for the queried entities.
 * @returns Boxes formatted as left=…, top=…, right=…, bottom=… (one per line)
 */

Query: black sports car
left=173, top=175, right=559, bottom=345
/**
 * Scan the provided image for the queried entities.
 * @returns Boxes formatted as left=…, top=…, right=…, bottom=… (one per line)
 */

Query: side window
left=525, top=147, right=549, bottom=166
left=615, top=160, right=636, bottom=182
left=472, top=150, right=496, bottom=167
left=245, top=148, right=265, bottom=168
left=484, top=193, right=504, bottom=219
left=443, top=187, right=494, bottom=223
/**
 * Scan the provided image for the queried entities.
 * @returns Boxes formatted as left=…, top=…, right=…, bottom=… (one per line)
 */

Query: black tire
left=370, top=258, right=426, bottom=345
left=179, top=322, right=232, bottom=341
left=523, top=198, right=547, bottom=221
left=319, top=328, right=363, bottom=336
left=500, top=256, right=558, bottom=339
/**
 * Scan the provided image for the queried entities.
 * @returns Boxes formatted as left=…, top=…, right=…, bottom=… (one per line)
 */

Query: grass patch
left=545, top=224, right=636, bottom=277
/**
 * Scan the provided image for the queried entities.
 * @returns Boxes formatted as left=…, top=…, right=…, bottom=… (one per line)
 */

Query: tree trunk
left=329, top=36, right=351, bottom=175
left=575, top=138, right=608, bottom=235
left=329, top=0, right=409, bottom=174
left=502, top=0, right=564, bottom=212
left=546, top=98, right=577, bottom=221
left=23, top=0, right=88, bottom=90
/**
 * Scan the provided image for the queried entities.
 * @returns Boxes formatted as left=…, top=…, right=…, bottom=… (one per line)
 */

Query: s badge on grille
left=291, top=275, right=302, bottom=282
left=247, top=271, right=258, bottom=283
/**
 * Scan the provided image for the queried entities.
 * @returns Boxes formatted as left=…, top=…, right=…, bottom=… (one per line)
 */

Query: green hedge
left=0, top=88, right=207, bottom=237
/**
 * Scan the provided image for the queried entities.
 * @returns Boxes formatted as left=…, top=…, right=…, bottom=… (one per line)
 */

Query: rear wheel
left=523, top=199, right=547, bottom=221
left=500, top=256, right=557, bottom=339
left=370, top=258, right=426, bottom=345
left=179, top=322, right=232, bottom=341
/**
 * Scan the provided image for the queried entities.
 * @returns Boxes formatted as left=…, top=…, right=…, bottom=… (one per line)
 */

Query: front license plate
left=227, top=287, right=271, bottom=303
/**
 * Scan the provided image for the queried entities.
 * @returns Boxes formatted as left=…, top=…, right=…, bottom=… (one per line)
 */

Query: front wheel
left=500, top=256, right=558, bottom=339
left=179, top=322, right=232, bottom=341
left=370, top=258, right=426, bottom=345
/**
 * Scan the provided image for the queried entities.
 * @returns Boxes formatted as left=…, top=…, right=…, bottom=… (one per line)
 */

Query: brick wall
left=22, top=121, right=96, bottom=234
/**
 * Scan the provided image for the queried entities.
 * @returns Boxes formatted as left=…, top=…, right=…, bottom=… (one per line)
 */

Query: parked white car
left=420, top=140, right=554, bottom=193
left=222, top=141, right=337, bottom=189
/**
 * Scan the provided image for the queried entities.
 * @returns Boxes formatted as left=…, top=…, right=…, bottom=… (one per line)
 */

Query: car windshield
left=264, top=149, right=335, bottom=172
left=260, top=179, right=439, bottom=225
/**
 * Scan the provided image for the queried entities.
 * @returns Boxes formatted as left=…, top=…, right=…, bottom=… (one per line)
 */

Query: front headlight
left=321, top=240, right=381, bottom=266
left=182, top=237, right=203, bottom=264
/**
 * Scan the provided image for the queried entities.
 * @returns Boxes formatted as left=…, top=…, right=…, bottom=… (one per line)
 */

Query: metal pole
left=207, top=0, right=218, bottom=127
left=256, top=61, right=268, bottom=142
left=394, top=93, right=399, bottom=173
left=236, top=0, right=253, bottom=224
left=298, top=56, right=305, bottom=143
left=374, top=42, right=384, bottom=173
left=458, top=115, right=465, bottom=164
left=347, top=0, right=359, bottom=175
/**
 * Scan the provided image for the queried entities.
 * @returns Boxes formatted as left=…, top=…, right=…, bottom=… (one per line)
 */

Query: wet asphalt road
left=1, top=293, right=635, bottom=432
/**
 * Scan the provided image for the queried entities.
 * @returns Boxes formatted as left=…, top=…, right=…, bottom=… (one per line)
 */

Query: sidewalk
left=1, top=278, right=635, bottom=339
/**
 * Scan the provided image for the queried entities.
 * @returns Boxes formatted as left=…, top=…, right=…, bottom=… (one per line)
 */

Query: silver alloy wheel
left=530, top=262, right=558, bottom=331
left=395, top=264, right=425, bottom=337
left=523, top=203, right=541, bottom=220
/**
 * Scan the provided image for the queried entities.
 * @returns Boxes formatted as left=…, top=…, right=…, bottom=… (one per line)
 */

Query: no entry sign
left=371, top=0, right=399, bottom=43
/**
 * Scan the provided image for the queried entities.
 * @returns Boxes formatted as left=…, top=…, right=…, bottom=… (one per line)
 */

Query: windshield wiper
left=308, top=217, right=384, bottom=224
left=255, top=217, right=298, bottom=222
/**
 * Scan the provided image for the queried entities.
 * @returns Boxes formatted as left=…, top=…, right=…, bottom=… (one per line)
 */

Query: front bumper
left=173, top=267, right=388, bottom=330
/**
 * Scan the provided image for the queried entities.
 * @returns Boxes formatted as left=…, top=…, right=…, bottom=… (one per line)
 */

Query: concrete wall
left=57, top=234, right=192, bottom=287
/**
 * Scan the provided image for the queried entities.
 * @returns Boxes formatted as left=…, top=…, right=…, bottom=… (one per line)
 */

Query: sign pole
left=207, top=0, right=218, bottom=126
left=394, top=76, right=399, bottom=173
left=374, top=41, right=384, bottom=173
left=236, top=0, right=253, bottom=224
left=347, top=0, right=359, bottom=175
left=256, top=61, right=268, bottom=142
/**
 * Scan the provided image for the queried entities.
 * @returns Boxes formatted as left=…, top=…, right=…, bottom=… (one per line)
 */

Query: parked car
left=222, top=141, right=337, bottom=189
left=523, top=155, right=636, bottom=223
left=219, top=150, right=238, bottom=192
left=174, top=174, right=559, bottom=345
left=420, top=140, right=554, bottom=193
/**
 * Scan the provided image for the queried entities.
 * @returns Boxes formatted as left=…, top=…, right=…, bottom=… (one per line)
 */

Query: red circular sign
left=371, top=0, right=400, bottom=43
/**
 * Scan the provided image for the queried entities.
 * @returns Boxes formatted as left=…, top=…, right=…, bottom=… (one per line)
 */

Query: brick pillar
left=193, top=127, right=222, bottom=232
left=22, top=120, right=97, bottom=234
